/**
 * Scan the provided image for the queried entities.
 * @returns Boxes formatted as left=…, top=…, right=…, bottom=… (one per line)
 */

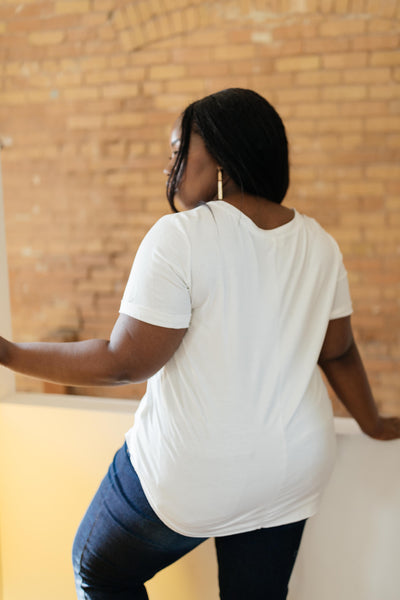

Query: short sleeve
left=119, top=216, right=192, bottom=328
left=330, top=260, right=353, bottom=319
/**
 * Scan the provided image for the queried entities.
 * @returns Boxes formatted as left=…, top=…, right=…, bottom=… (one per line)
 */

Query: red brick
left=365, top=117, right=400, bottom=132
left=273, top=22, right=318, bottom=40
left=93, top=0, right=115, bottom=10
left=7, top=15, right=81, bottom=33
left=322, top=85, right=368, bottom=101
left=29, top=31, right=65, bottom=45
left=353, top=33, right=399, bottom=51
left=165, top=79, right=206, bottom=94
left=275, top=55, right=320, bottom=72
left=55, top=1, right=90, bottom=14
left=303, top=37, right=349, bottom=54
left=369, top=86, right=399, bottom=100
left=366, top=164, right=400, bottom=179
left=322, top=52, right=368, bottom=68
left=343, top=67, right=391, bottom=83
left=214, top=44, right=255, bottom=61
left=63, top=87, right=99, bottom=101
left=67, top=115, right=103, bottom=129
left=319, top=19, right=366, bottom=37
left=85, top=70, right=119, bottom=84
left=370, top=51, right=400, bottom=66
left=102, top=84, right=139, bottom=99
left=276, top=87, right=319, bottom=104
left=149, top=64, right=186, bottom=80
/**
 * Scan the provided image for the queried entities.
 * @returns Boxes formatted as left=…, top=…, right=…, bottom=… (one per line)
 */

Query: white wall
left=0, top=394, right=219, bottom=600
left=289, top=421, right=400, bottom=600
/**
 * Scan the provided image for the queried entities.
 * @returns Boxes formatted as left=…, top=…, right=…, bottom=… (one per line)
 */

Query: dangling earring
left=217, top=167, right=224, bottom=200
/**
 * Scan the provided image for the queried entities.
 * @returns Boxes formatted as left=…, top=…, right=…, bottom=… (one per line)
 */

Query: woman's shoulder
left=154, top=203, right=217, bottom=234
left=297, top=211, right=343, bottom=257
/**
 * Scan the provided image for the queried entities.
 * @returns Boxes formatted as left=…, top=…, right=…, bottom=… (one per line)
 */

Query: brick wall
left=0, top=1, right=399, bottom=414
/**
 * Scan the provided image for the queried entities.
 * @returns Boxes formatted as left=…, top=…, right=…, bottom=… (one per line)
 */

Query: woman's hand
left=319, top=317, right=400, bottom=443
left=364, top=416, right=400, bottom=441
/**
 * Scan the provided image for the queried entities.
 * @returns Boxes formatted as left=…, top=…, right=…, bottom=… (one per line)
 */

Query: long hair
left=166, top=88, right=289, bottom=212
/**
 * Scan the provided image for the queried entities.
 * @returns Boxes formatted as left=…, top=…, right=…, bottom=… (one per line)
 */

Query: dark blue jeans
left=72, top=444, right=306, bottom=599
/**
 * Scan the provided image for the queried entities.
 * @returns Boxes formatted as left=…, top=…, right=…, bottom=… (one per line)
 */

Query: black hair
left=166, top=88, right=289, bottom=212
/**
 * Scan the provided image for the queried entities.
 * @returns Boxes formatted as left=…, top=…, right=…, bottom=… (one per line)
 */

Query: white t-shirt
left=120, top=201, right=353, bottom=537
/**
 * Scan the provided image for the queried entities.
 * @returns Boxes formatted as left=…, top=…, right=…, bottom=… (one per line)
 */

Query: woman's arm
left=318, top=316, right=400, bottom=441
left=0, top=314, right=186, bottom=387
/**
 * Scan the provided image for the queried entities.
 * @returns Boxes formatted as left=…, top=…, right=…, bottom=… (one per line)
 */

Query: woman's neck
left=220, top=193, right=294, bottom=230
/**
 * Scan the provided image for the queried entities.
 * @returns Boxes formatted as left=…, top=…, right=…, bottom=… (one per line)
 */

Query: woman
left=1, top=89, right=399, bottom=600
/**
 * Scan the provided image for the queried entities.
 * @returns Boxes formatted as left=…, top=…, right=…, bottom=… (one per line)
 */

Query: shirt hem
left=156, top=505, right=319, bottom=538
left=126, top=439, right=318, bottom=538
left=119, top=304, right=190, bottom=329
left=329, top=306, right=353, bottom=319
left=155, top=507, right=318, bottom=538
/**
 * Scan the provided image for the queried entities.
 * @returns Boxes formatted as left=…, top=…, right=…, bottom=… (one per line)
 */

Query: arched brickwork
left=112, top=1, right=400, bottom=52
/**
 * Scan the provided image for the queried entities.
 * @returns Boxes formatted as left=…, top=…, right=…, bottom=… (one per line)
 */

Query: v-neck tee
left=120, top=200, right=353, bottom=537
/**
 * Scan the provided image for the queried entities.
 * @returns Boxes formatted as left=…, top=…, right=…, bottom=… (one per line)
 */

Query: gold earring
left=217, top=167, right=223, bottom=200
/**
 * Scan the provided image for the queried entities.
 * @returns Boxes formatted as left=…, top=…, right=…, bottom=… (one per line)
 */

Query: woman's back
left=122, top=200, right=353, bottom=536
